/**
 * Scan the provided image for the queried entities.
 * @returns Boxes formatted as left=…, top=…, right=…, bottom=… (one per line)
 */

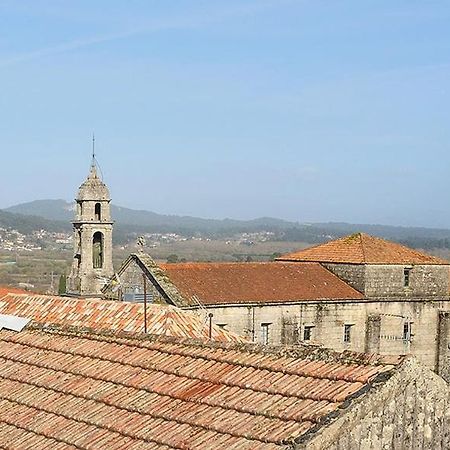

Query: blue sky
left=1, top=1, right=450, bottom=227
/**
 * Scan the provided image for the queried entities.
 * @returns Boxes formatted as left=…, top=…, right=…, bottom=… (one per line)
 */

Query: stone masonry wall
left=437, top=311, right=450, bottom=382
left=116, top=259, right=165, bottom=303
left=364, top=264, right=449, bottom=298
left=199, top=299, right=450, bottom=378
left=324, top=263, right=449, bottom=298
left=297, top=358, right=450, bottom=449
left=323, top=263, right=365, bottom=293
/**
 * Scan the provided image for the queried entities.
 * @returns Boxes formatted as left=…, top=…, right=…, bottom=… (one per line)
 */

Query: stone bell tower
left=67, top=153, right=114, bottom=296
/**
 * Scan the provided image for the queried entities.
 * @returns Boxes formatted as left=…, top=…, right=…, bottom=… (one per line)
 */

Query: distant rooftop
left=0, top=285, right=29, bottom=299
left=278, top=233, right=449, bottom=265
left=0, top=293, right=243, bottom=342
left=0, top=324, right=404, bottom=449
left=160, top=261, right=364, bottom=305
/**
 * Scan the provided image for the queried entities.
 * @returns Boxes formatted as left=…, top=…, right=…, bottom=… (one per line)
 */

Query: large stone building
left=104, top=233, right=450, bottom=381
left=67, top=160, right=114, bottom=296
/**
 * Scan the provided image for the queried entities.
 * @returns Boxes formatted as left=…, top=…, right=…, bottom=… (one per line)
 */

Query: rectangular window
left=343, top=324, right=353, bottom=343
left=303, top=325, right=314, bottom=341
left=403, top=322, right=412, bottom=341
left=404, top=268, right=411, bottom=287
left=261, top=323, right=271, bottom=345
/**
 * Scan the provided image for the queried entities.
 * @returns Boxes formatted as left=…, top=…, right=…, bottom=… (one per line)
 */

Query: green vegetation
left=7, top=199, right=450, bottom=250
left=58, top=273, right=67, bottom=295
left=166, top=254, right=179, bottom=263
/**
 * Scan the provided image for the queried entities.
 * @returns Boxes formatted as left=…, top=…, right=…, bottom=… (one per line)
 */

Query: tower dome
left=77, top=164, right=110, bottom=201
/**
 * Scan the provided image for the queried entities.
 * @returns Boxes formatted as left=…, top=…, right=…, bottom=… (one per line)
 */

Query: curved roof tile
left=160, top=261, right=364, bottom=305
left=278, top=233, right=449, bottom=265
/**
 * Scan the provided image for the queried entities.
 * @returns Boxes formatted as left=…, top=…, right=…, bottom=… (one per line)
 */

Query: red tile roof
left=160, top=261, right=363, bottom=305
left=278, top=233, right=449, bottom=265
left=0, top=293, right=243, bottom=343
left=0, top=324, right=403, bottom=449
left=0, top=286, right=29, bottom=299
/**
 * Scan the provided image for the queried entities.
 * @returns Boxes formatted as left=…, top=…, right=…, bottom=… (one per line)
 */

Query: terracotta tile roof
left=278, top=233, right=450, bottom=265
left=0, top=294, right=243, bottom=343
left=0, top=286, right=29, bottom=299
left=0, top=324, right=403, bottom=449
left=159, top=261, right=363, bottom=305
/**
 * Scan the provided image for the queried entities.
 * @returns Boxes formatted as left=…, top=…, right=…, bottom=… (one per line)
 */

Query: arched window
left=93, top=232, right=104, bottom=268
left=95, top=203, right=101, bottom=221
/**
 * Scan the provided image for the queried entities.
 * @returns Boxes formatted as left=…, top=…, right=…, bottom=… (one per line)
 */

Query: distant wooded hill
left=3, top=199, right=450, bottom=249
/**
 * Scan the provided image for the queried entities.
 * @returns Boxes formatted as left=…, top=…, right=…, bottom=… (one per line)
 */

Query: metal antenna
left=91, top=133, right=96, bottom=166
left=90, top=132, right=104, bottom=179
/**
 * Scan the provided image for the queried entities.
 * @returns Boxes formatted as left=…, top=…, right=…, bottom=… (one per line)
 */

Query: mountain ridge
left=5, top=199, right=296, bottom=232
left=4, top=199, right=450, bottom=249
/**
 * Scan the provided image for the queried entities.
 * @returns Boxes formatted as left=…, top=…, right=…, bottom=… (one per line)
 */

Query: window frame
left=260, top=322, right=271, bottom=345
left=303, top=325, right=314, bottom=341
left=403, top=267, right=412, bottom=288
left=403, top=321, right=413, bottom=341
left=343, top=324, right=353, bottom=343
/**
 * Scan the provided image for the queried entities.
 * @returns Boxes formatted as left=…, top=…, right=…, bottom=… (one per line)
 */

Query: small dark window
left=403, top=322, right=412, bottom=341
left=404, top=268, right=411, bottom=287
left=303, top=325, right=314, bottom=341
left=217, top=324, right=227, bottom=330
left=343, top=324, right=353, bottom=343
left=261, top=323, right=271, bottom=345
left=95, top=203, right=101, bottom=221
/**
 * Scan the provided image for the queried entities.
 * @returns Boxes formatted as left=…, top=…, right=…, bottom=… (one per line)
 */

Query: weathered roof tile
left=160, top=261, right=363, bottom=304
left=278, top=232, right=449, bottom=265
left=0, top=293, right=244, bottom=343
left=0, top=325, right=403, bottom=449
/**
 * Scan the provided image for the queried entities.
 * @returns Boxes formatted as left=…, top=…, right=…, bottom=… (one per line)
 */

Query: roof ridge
left=25, top=322, right=401, bottom=368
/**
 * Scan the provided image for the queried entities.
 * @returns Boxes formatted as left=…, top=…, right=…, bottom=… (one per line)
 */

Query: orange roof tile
left=159, top=261, right=363, bottom=305
left=278, top=233, right=449, bottom=265
left=0, top=294, right=243, bottom=343
left=0, top=286, right=29, bottom=299
left=0, top=324, right=404, bottom=449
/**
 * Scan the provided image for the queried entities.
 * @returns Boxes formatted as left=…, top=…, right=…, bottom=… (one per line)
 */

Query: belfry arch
left=93, top=232, right=104, bottom=269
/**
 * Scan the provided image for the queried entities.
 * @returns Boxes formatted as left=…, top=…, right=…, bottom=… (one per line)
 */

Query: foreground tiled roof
left=278, top=233, right=449, bottom=265
left=0, top=294, right=243, bottom=342
left=0, top=324, right=403, bottom=449
left=160, top=261, right=363, bottom=305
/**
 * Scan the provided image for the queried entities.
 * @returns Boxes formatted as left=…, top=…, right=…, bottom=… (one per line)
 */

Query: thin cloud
left=0, top=0, right=295, bottom=68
